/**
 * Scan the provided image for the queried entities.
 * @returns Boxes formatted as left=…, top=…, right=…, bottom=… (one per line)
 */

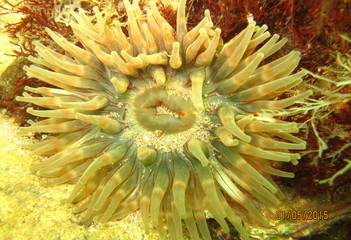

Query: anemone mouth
left=125, top=81, right=211, bottom=153
left=132, top=86, right=197, bottom=134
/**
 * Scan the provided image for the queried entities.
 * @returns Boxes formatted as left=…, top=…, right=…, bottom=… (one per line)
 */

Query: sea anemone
left=16, top=0, right=312, bottom=239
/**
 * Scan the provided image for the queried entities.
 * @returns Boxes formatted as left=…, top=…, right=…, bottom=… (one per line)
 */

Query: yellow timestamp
left=275, top=210, right=329, bottom=220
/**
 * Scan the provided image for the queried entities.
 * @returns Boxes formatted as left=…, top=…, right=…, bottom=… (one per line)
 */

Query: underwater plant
left=16, top=0, right=312, bottom=239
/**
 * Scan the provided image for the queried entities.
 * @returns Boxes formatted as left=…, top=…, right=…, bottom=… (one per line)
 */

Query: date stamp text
left=275, top=210, right=329, bottom=220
